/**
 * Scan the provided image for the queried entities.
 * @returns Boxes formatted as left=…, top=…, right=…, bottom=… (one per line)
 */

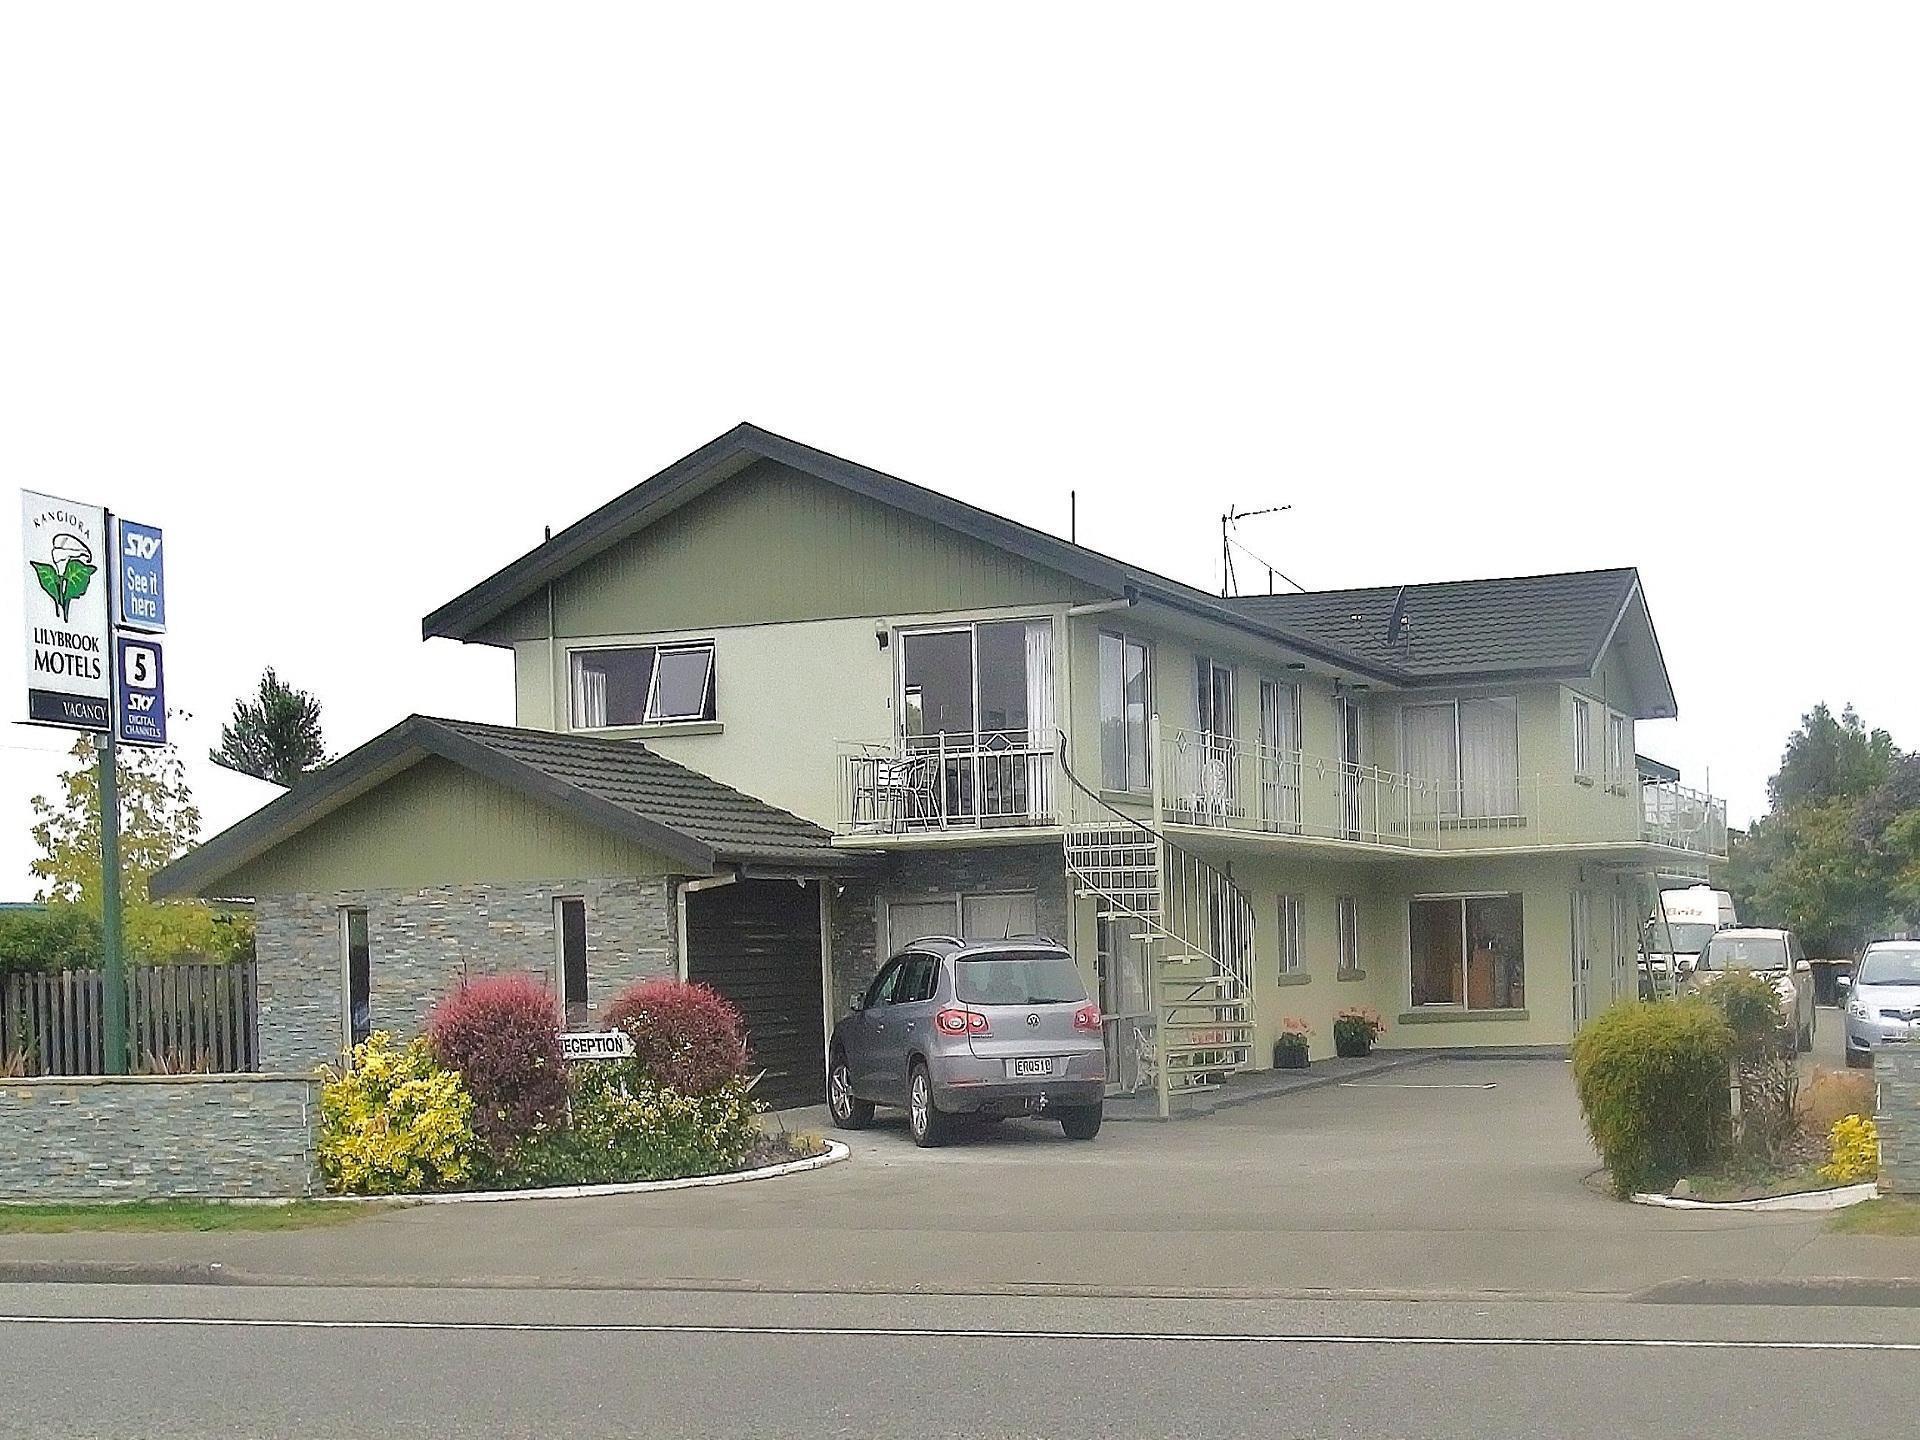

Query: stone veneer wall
left=0, top=1074, right=320, bottom=1200
left=255, top=877, right=678, bottom=1071
left=828, top=844, right=1071, bottom=1015
left=1877, top=1044, right=1920, bottom=1192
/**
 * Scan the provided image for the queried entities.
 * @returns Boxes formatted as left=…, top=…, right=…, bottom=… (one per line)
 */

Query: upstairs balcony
left=833, top=723, right=1728, bottom=861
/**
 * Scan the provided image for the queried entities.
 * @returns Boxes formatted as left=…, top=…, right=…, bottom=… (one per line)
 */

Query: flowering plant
left=1333, top=1006, right=1385, bottom=1056
left=318, top=1032, right=478, bottom=1195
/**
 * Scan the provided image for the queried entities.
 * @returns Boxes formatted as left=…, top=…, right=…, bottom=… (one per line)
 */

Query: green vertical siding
left=219, top=759, right=676, bottom=895
left=489, top=460, right=1091, bottom=644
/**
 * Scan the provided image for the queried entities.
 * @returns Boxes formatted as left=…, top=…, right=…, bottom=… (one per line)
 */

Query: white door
left=1571, top=891, right=1593, bottom=1029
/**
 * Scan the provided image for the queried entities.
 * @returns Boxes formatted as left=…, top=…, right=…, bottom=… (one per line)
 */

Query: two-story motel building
left=155, top=424, right=1726, bottom=1110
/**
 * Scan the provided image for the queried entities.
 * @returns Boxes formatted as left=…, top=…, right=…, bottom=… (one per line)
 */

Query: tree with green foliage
left=209, top=668, right=329, bottom=786
left=26, top=736, right=251, bottom=965
left=1730, top=703, right=1918, bottom=956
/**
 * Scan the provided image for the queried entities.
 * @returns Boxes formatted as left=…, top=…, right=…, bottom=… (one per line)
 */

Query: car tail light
left=1072, top=1003, right=1102, bottom=1033
left=936, top=1007, right=991, bottom=1035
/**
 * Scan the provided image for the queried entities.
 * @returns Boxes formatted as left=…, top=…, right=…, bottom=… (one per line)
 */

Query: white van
left=1643, top=886, right=1738, bottom=991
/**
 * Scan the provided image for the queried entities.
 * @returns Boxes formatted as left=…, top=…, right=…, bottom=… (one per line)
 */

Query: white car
left=1685, top=927, right=1816, bottom=1051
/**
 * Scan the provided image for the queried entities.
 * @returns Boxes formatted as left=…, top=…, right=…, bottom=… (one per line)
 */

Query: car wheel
left=827, top=1050, right=873, bottom=1129
left=907, top=1063, right=952, bottom=1148
left=1058, top=1102, right=1103, bottom=1141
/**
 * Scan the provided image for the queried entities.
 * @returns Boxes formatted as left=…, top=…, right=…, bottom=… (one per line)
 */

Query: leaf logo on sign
left=29, top=533, right=96, bottom=623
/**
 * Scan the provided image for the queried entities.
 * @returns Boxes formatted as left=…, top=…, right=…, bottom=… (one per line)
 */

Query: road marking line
left=0, top=1316, right=1913, bottom=1351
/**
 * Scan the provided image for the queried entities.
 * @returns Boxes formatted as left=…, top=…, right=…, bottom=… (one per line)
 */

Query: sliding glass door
left=898, top=620, right=1054, bottom=826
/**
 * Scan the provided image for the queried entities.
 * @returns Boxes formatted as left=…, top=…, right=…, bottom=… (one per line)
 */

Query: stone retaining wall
left=1876, top=1044, right=1920, bottom=1193
left=0, top=1073, right=320, bottom=1201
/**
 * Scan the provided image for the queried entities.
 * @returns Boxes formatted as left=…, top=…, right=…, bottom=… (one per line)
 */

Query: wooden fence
left=0, top=960, right=259, bottom=1076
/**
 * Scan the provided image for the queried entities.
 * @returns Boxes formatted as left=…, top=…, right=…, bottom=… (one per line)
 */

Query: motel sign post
left=20, top=492, right=171, bottom=1074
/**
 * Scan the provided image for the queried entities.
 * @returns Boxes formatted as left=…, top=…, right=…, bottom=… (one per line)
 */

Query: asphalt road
left=1, top=1283, right=1915, bottom=1439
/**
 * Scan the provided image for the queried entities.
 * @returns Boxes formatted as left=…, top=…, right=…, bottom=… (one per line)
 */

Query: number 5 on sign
left=114, top=635, right=167, bottom=746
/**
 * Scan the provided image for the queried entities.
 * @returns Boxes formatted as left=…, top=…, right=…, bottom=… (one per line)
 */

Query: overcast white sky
left=2, top=5, right=1915, bottom=893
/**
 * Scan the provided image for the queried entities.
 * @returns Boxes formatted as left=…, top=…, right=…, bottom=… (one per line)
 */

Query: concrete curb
left=1629, top=1181, right=1879, bottom=1213
left=391, top=1140, right=851, bottom=1205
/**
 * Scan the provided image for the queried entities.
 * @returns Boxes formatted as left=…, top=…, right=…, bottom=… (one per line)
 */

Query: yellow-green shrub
left=1570, top=999, right=1733, bottom=1197
left=1819, top=1114, right=1879, bottom=1186
left=318, top=1032, right=478, bottom=1195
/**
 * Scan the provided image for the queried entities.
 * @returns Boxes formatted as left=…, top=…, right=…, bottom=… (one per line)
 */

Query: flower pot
left=1273, top=1040, right=1310, bottom=1070
left=1334, top=1033, right=1372, bottom=1059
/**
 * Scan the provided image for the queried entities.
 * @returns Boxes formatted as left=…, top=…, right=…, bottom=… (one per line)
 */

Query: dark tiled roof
left=432, top=718, right=840, bottom=867
left=152, top=715, right=850, bottom=899
left=1228, top=568, right=1640, bottom=679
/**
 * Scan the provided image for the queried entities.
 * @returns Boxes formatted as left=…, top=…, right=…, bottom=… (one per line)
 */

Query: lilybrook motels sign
left=20, top=489, right=169, bottom=743
left=20, top=491, right=112, bottom=731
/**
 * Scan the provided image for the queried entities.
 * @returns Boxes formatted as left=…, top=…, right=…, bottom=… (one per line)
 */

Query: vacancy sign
left=113, top=519, right=166, bottom=632
left=21, top=490, right=111, bottom=732
left=115, top=635, right=167, bottom=746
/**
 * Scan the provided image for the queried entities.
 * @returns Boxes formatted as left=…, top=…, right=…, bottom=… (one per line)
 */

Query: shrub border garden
left=395, top=1137, right=849, bottom=1205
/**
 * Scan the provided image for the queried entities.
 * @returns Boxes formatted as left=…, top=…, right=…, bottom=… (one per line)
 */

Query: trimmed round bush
left=601, top=978, right=747, bottom=1095
left=318, top=1032, right=477, bottom=1195
left=1570, top=999, right=1733, bottom=1197
left=426, top=974, right=568, bottom=1154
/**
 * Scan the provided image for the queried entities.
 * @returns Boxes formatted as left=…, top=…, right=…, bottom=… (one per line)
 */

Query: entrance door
left=684, top=879, right=827, bottom=1109
left=1570, top=890, right=1593, bottom=1029
left=1096, top=914, right=1153, bottom=1093
left=1338, top=697, right=1363, bottom=839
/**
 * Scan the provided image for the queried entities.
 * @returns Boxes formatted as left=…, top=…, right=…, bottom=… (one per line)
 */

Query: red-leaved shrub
left=601, top=979, right=747, bottom=1095
left=426, top=974, right=568, bottom=1153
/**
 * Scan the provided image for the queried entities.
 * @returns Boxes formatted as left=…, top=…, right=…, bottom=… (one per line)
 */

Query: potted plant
left=1273, top=1017, right=1312, bottom=1069
left=1333, top=1006, right=1385, bottom=1058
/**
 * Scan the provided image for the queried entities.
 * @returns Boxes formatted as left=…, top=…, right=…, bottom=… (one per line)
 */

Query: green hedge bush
left=1570, top=999, right=1733, bottom=1196
left=496, top=1063, right=762, bottom=1188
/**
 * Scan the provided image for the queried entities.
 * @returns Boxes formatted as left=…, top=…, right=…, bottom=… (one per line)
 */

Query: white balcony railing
left=837, top=730, right=1059, bottom=835
left=832, top=724, right=1728, bottom=860
left=1640, top=780, right=1729, bottom=857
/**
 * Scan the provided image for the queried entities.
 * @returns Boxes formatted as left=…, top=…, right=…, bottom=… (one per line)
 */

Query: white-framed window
left=1277, top=894, right=1304, bottom=977
left=1409, top=893, right=1525, bottom=1010
left=1335, top=895, right=1360, bottom=975
left=1571, top=889, right=1594, bottom=1027
left=1571, top=695, right=1593, bottom=778
left=340, top=907, right=370, bottom=1047
left=555, top=896, right=588, bottom=1024
left=569, top=641, right=716, bottom=729
left=1606, top=710, right=1632, bottom=789
left=1401, top=697, right=1520, bottom=819
left=1098, top=631, right=1152, bottom=792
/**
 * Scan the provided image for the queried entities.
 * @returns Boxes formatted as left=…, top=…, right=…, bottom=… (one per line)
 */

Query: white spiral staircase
left=1057, top=732, right=1257, bottom=1115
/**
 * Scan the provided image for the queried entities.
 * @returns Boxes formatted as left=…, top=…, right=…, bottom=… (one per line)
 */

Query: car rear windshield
left=1700, top=935, right=1788, bottom=972
left=953, top=953, right=1087, bottom=1006
left=1857, top=947, right=1920, bottom=985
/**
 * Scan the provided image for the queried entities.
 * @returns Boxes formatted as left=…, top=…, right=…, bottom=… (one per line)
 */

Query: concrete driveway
left=4, top=1047, right=1909, bottom=1300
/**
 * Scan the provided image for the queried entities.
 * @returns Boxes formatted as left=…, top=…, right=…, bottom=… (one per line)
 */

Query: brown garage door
left=684, top=878, right=826, bottom=1110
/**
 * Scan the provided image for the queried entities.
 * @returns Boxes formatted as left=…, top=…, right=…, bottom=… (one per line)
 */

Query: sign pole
left=99, top=727, right=127, bottom=1074
left=99, top=506, right=128, bottom=1075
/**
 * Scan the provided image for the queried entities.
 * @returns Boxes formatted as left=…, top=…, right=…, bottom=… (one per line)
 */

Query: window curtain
left=1024, top=622, right=1056, bottom=817
left=1460, top=698, right=1519, bottom=818
left=569, top=655, right=608, bottom=729
left=1098, top=632, right=1125, bottom=789
left=1403, top=703, right=1459, bottom=817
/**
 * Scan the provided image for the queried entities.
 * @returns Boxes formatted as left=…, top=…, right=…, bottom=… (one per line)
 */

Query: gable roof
left=422, top=422, right=1385, bottom=676
left=421, top=423, right=1677, bottom=711
left=151, top=715, right=851, bottom=899
left=1229, top=569, right=1639, bottom=679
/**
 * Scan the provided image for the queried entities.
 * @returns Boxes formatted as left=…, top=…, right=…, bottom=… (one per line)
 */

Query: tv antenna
left=1220, top=503, right=1300, bottom=596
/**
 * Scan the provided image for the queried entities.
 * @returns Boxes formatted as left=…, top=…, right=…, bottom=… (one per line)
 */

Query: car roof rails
left=902, top=934, right=965, bottom=949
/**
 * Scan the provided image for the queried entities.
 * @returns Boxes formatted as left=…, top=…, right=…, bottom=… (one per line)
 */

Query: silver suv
left=828, top=936, right=1106, bottom=1146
